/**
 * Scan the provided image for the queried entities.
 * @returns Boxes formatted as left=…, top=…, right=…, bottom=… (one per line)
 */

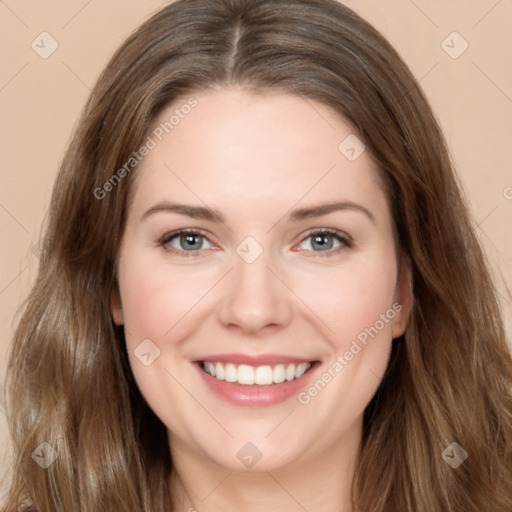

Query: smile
left=195, top=355, right=319, bottom=407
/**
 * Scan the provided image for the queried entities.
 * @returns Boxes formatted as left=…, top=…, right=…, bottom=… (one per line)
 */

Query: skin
left=111, top=86, right=412, bottom=512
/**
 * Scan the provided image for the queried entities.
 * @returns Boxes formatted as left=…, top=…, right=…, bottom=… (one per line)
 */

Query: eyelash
left=158, top=228, right=352, bottom=258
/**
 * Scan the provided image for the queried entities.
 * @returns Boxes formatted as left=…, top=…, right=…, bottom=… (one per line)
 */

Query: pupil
left=182, top=234, right=200, bottom=250
left=313, top=235, right=332, bottom=251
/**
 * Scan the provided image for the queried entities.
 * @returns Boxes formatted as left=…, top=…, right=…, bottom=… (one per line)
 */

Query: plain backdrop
left=1, top=0, right=511, bottom=491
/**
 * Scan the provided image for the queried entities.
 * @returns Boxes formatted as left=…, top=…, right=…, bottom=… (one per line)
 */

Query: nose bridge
left=234, top=251, right=274, bottom=296
left=217, top=242, right=293, bottom=332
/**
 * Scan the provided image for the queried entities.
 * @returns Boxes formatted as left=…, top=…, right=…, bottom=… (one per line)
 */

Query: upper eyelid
left=304, top=228, right=349, bottom=239
left=161, top=227, right=211, bottom=240
left=294, top=227, right=352, bottom=246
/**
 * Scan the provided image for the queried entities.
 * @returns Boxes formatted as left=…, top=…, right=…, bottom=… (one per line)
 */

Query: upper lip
left=195, top=353, right=316, bottom=366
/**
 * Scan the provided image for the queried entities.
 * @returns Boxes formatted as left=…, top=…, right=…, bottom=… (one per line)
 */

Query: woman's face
left=112, top=87, right=411, bottom=472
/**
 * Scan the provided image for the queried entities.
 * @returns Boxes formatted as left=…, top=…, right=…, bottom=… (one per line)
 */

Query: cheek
left=295, top=258, right=398, bottom=349
left=293, top=262, right=398, bottom=429
left=117, top=253, right=211, bottom=437
left=118, top=254, right=216, bottom=346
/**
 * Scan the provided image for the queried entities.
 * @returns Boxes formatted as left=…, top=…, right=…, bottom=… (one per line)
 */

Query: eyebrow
left=288, top=201, right=375, bottom=223
left=141, top=200, right=375, bottom=224
left=141, top=202, right=225, bottom=222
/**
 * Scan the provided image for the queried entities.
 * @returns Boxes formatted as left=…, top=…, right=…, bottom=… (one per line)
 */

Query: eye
left=159, top=229, right=215, bottom=256
left=297, top=229, right=352, bottom=256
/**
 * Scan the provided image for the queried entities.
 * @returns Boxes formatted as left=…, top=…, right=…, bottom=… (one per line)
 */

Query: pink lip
left=193, top=359, right=320, bottom=408
left=196, top=353, right=314, bottom=366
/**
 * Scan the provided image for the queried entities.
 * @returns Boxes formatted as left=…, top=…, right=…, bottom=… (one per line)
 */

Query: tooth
left=205, top=361, right=312, bottom=385
left=237, top=364, right=255, bottom=385
left=285, top=364, right=296, bottom=381
left=215, top=362, right=225, bottom=380
left=295, top=363, right=311, bottom=379
left=225, top=363, right=237, bottom=382
left=204, top=362, right=215, bottom=376
left=255, top=365, right=273, bottom=385
left=273, top=364, right=286, bottom=384
left=295, top=363, right=309, bottom=378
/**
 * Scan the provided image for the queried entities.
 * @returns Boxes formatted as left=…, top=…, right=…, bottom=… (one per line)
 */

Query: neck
left=168, top=419, right=361, bottom=512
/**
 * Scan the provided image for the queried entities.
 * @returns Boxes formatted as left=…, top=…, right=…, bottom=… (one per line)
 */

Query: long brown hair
left=3, top=0, right=511, bottom=510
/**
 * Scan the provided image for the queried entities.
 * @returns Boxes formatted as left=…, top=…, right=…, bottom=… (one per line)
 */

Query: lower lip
left=195, top=362, right=318, bottom=407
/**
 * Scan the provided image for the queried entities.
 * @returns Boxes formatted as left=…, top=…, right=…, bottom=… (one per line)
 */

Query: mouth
left=193, top=355, right=319, bottom=407
left=201, top=361, right=313, bottom=386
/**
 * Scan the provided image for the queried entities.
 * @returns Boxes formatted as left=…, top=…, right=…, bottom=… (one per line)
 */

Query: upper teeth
left=202, top=362, right=311, bottom=386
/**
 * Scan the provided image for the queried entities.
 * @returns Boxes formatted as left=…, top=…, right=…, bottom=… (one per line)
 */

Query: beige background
left=0, top=0, right=511, bottom=491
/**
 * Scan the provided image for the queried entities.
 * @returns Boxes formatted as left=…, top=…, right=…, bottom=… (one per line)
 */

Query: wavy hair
left=3, top=0, right=512, bottom=510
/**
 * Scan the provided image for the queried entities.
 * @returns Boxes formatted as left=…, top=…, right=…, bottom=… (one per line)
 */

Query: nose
left=217, top=248, right=294, bottom=335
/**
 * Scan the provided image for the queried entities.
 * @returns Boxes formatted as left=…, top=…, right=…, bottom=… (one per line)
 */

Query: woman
left=3, top=0, right=511, bottom=510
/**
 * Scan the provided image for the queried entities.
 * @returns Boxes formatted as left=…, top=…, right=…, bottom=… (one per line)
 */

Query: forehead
left=131, top=87, right=387, bottom=219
